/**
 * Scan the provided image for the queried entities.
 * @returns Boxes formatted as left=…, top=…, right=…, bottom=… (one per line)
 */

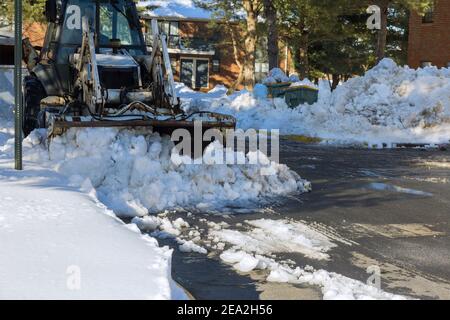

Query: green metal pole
left=14, top=0, right=23, bottom=170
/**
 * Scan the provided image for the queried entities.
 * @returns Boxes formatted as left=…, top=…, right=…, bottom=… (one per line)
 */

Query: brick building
left=141, top=16, right=243, bottom=90
left=139, top=0, right=294, bottom=91
left=408, top=0, right=450, bottom=68
left=141, top=14, right=294, bottom=91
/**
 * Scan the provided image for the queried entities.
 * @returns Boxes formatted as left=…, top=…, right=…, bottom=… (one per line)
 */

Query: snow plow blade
left=47, top=112, right=236, bottom=138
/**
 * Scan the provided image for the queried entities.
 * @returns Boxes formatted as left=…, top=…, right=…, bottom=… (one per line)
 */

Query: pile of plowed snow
left=180, top=59, right=450, bottom=146
left=18, top=128, right=310, bottom=216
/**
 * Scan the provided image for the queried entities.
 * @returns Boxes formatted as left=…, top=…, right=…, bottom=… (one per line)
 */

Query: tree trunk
left=264, top=0, right=279, bottom=70
left=231, top=68, right=245, bottom=93
left=228, top=23, right=244, bottom=92
left=297, top=33, right=309, bottom=79
left=331, top=74, right=340, bottom=91
left=243, top=0, right=257, bottom=90
left=376, top=0, right=389, bottom=63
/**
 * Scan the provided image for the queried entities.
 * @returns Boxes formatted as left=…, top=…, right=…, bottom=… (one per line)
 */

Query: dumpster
left=265, top=82, right=291, bottom=98
left=284, top=85, right=318, bottom=108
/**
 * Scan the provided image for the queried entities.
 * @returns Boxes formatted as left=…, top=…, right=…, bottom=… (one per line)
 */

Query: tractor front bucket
left=47, top=112, right=236, bottom=142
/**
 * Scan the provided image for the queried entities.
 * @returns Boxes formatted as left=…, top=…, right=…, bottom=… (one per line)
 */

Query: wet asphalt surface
left=159, top=139, right=450, bottom=300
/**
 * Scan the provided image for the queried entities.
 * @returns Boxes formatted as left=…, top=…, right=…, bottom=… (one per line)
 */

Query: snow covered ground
left=0, top=168, right=186, bottom=299
left=0, top=68, right=187, bottom=299
left=179, top=59, right=450, bottom=147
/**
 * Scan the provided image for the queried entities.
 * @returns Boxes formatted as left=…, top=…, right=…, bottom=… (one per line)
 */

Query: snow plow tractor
left=22, top=0, right=235, bottom=144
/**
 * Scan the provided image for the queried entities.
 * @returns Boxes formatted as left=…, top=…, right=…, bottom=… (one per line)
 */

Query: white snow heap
left=331, top=58, right=450, bottom=129
left=180, top=59, right=450, bottom=146
left=22, top=128, right=311, bottom=216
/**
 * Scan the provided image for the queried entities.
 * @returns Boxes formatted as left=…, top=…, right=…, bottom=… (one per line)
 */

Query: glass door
left=180, top=59, right=194, bottom=88
left=180, top=58, right=209, bottom=89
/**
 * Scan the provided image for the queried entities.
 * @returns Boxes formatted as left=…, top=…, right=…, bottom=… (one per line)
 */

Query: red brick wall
left=177, top=20, right=243, bottom=91
left=23, top=22, right=47, bottom=47
left=408, top=0, right=450, bottom=68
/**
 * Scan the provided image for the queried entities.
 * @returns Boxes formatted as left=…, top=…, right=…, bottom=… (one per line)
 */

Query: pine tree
left=0, top=0, right=47, bottom=25
left=263, top=0, right=278, bottom=70
left=276, top=0, right=354, bottom=78
left=371, top=0, right=432, bottom=62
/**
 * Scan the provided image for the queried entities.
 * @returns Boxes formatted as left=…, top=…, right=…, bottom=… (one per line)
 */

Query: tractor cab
left=22, top=0, right=235, bottom=141
left=36, top=0, right=146, bottom=96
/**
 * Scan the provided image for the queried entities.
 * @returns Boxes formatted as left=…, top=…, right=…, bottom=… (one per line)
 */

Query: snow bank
left=0, top=174, right=187, bottom=299
left=180, top=59, right=450, bottom=146
left=18, top=128, right=310, bottom=217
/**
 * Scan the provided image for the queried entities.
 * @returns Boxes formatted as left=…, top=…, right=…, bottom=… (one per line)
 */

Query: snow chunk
left=178, top=240, right=207, bottom=254
left=211, top=218, right=335, bottom=260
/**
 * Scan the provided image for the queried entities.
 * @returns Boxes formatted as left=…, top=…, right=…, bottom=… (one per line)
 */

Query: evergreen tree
left=371, top=0, right=432, bottom=62
left=0, top=0, right=47, bottom=25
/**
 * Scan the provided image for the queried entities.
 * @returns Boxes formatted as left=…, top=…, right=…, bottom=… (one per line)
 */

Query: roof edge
left=139, top=13, right=239, bottom=24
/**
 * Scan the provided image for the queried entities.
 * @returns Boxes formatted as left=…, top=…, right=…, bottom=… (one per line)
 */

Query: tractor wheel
left=23, top=75, right=46, bottom=136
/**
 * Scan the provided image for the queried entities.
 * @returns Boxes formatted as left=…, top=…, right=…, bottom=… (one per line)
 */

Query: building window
left=422, top=4, right=434, bottom=23
left=255, top=62, right=269, bottom=83
left=421, top=61, right=432, bottom=67
left=158, top=21, right=180, bottom=48
left=180, top=58, right=209, bottom=89
left=171, top=58, right=178, bottom=74
left=146, top=20, right=180, bottom=47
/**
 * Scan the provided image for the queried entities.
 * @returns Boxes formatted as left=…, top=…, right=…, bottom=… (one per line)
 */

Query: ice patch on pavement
left=417, top=160, right=450, bottom=169
left=367, top=182, right=432, bottom=196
